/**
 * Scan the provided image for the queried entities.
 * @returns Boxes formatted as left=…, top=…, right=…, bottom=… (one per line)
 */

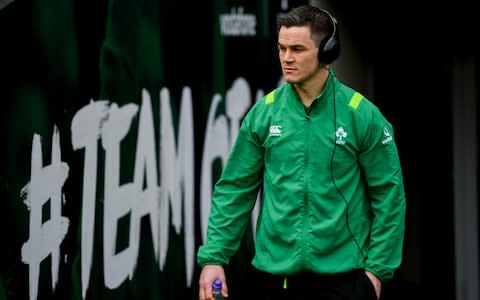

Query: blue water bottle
left=212, top=279, right=224, bottom=300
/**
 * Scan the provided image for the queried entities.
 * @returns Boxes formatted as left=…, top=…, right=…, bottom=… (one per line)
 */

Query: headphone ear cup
left=318, top=34, right=340, bottom=64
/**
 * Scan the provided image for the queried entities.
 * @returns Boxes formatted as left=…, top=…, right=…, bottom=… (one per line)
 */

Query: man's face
left=278, top=25, right=320, bottom=84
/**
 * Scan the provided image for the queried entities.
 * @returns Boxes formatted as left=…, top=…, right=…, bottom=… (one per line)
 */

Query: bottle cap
left=213, top=279, right=222, bottom=290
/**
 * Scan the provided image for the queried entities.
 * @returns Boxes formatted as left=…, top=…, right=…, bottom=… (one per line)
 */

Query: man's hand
left=365, top=271, right=381, bottom=300
left=199, top=265, right=228, bottom=300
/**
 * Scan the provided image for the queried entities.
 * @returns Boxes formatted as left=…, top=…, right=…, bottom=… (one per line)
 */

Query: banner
left=1, top=0, right=307, bottom=299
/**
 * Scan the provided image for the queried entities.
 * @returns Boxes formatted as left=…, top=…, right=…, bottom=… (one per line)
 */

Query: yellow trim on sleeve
left=348, top=92, right=363, bottom=109
left=265, top=90, right=275, bottom=104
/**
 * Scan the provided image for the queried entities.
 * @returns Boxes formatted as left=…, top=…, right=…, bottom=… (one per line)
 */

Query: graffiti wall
left=0, top=0, right=306, bottom=299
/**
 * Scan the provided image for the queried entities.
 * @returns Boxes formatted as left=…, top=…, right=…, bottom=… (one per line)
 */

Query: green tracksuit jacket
left=197, top=72, right=406, bottom=282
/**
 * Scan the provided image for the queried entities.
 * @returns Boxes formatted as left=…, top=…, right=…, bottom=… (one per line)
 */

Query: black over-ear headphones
left=317, top=8, right=340, bottom=65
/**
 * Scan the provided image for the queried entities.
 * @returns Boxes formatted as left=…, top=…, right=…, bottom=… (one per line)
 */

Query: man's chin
left=282, top=75, right=297, bottom=83
left=283, top=78, right=298, bottom=84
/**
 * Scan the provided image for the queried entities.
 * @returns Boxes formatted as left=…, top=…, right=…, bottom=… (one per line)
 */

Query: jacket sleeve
left=358, top=107, right=406, bottom=281
left=197, top=109, right=265, bottom=267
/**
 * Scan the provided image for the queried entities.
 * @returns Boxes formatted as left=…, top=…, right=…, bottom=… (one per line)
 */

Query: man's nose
left=284, top=49, right=294, bottom=61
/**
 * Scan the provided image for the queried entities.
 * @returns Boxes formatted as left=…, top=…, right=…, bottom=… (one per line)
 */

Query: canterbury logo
left=269, top=125, right=282, bottom=136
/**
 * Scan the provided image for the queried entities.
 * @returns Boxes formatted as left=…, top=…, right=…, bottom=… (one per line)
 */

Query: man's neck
left=294, top=67, right=329, bottom=107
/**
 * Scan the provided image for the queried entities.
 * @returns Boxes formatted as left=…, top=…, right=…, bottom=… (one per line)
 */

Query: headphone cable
left=329, top=73, right=367, bottom=261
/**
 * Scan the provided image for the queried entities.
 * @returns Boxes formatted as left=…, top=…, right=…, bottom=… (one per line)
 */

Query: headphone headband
left=317, top=8, right=340, bottom=64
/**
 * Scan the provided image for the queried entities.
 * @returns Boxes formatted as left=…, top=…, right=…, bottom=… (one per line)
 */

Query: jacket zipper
left=301, top=111, right=311, bottom=267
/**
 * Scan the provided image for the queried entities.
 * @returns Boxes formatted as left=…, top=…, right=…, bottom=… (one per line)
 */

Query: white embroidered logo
left=382, top=126, right=393, bottom=144
left=335, top=127, right=347, bottom=144
left=269, top=125, right=282, bottom=137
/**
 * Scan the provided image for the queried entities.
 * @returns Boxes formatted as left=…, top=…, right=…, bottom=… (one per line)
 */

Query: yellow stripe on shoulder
left=265, top=90, right=275, bottom=104
left=348, top=92, right=363, bottom=109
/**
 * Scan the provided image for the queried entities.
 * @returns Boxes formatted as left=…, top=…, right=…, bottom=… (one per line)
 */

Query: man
left=197, top=5, right=406, bottom=300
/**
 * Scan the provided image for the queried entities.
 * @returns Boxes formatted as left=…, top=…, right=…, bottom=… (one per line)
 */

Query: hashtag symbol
left=20, top=126, right=70, bottom=300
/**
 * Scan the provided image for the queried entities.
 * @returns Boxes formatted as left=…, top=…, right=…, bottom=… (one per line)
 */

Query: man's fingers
left=199, top=286, right=213, bottom=300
